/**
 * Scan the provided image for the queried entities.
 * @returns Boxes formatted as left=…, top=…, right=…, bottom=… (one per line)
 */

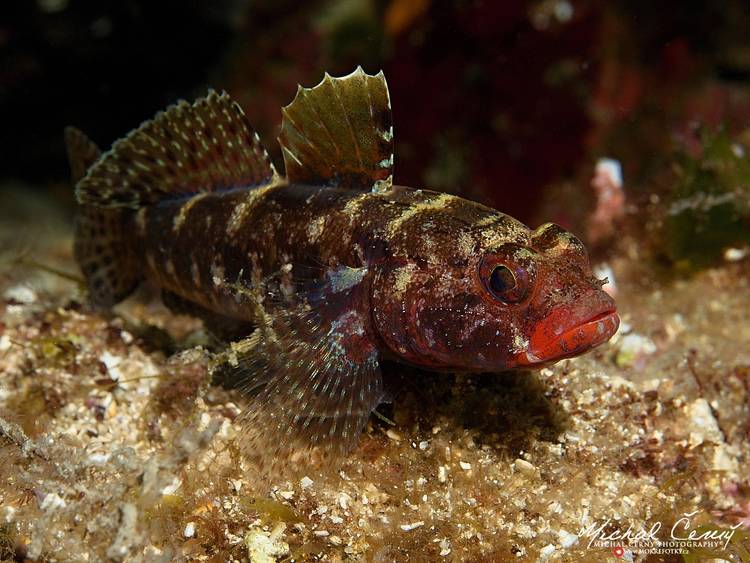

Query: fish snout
left=518, top=290, right=619, bottom=366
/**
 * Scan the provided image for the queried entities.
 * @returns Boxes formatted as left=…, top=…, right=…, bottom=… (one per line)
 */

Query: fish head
left=371, top=217, right=618, bottom=371
left=500, top=221, right=620, bottom=367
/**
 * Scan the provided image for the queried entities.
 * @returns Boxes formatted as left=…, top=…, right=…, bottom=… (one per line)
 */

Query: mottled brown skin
left=135, top=183, right=616, bottom=371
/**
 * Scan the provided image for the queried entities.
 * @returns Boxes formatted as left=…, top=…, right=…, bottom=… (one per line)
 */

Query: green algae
left=33, top=335, right=78, bottom=368
left=666, top=127, right=750, bottom=271
left=240, top=497, right=303, bottom=524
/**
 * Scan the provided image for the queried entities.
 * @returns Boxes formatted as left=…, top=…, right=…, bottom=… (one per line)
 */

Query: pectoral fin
left=216, top=266, right=384, bottom=475
left=218, top=310, right=383, bottom=476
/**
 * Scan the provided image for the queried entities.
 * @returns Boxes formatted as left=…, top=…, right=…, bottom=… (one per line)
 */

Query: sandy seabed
left=1, top=187, right=749, bottom=562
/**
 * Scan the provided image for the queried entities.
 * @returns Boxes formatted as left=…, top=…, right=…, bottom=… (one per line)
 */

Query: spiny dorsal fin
left=278, top=66, right=394, bottom=192
left=64, top=126, right=102, bottom=183
left=76, top=90, right=278, bottom=208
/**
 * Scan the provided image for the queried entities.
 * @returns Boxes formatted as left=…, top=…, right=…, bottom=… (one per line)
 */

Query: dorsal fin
left=64, top=126, right=102, bottom=183
left=278, top=66, right=394, bottom=192
left=76, top=90, right=278, bottom=208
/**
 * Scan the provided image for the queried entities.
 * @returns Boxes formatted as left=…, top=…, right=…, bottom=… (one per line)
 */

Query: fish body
left=66, top=68, right=619, bottom=472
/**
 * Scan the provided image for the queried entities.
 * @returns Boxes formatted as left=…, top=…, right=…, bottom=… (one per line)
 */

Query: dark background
left=2, top=0, right=750, bottom=224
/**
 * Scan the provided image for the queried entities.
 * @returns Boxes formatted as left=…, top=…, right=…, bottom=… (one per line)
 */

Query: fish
left=65, top=67, right=619, bottom=474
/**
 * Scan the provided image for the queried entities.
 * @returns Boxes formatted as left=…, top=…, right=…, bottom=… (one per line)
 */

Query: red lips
left=531, top=309, right=619, bottom=362
left=517, top=293, right=620, bottom=366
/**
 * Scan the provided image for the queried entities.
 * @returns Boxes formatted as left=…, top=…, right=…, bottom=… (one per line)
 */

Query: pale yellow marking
left=474, top=214, right=501, bottom=228
left=511, top=325, right=530, bottom=354
left=226, top=180, right=286, bottom=237
left=307, top=216, right=327, bottom=243
left=342, top=192, right=371, bottom=217
left=480, top=214, right=531, bottom=250
left=386, top=193, right=456, bottom=237
left=165, top=259, right=176, bottom=276
left=173, top=192, right=209, bottom=232
left=457, top=231, right=475, bottom=260
left=534, top=222, right=559, bottom=237
left=532, top=223, right=582, bottom=255
left=225, top=280, right=275, bottom=331
left=393, top=263, right=417, bottom=299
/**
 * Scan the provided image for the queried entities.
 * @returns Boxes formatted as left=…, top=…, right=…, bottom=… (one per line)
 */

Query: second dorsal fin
left=279, top=67, right=394, bottom=192
left=76, top=90, right=278, bottom=209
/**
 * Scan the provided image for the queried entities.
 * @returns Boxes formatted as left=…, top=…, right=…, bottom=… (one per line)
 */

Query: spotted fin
left=65, top=127, right=141, bottom=308
left=76, top=91, right=278, bottom=209
left=278, top=66, right=394, bottom=192
left=218, top=266, right=384, bottom=475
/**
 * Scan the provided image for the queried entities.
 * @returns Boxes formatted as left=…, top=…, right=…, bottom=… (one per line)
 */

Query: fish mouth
left=518, top=305, right=620, bottom=366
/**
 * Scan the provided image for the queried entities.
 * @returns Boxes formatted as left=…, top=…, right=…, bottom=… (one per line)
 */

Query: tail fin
left=65, top=127, right=140, bottom=308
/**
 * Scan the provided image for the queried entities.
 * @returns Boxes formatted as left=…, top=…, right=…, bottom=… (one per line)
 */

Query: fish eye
left=479, top=246, right=535, bottom=304
left=486, top=264, right=528, bottom=303
left=490, top=265, right=516, bottom=294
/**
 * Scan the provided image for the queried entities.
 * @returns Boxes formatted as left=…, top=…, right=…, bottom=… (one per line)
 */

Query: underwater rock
left=587, top=158, right=626, bottom=245
left=244, top=523, right=290, bottom=563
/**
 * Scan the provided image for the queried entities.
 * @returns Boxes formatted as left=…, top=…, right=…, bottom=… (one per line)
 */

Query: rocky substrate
left=1, top=194, right=748, bottom=562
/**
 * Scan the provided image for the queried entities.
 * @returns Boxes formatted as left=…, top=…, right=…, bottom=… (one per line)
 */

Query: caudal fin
left=65, top=127, right=140, bottom=308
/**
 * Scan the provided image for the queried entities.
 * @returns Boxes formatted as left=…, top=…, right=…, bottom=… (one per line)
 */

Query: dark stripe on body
left=130, top=184, right=520, bottom=324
